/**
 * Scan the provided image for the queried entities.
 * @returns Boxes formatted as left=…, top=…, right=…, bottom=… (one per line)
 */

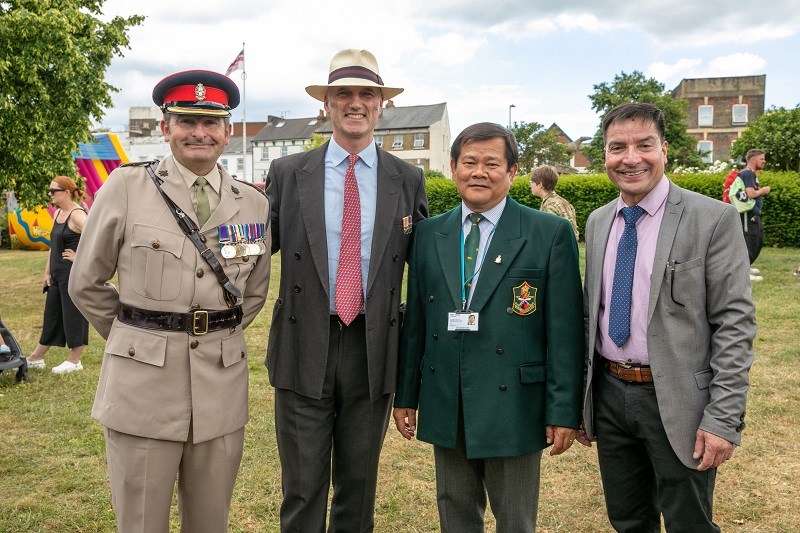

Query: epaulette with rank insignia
left=232, top=178, right=267, bottom=198
left=121, top=159, right=160, bottom=167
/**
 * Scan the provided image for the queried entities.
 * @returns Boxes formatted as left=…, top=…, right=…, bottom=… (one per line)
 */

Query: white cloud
left=418, top=34, right=487, bottom=65
left=647, top=54, right=767, bottom=88
left=647, top=58, right=704, bottom=81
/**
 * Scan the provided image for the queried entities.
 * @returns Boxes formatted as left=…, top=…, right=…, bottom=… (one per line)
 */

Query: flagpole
left=241, top=42, right=248, bottom=182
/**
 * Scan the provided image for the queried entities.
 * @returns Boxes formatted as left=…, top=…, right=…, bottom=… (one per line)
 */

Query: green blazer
left=395, top=198, right=584, bottom=459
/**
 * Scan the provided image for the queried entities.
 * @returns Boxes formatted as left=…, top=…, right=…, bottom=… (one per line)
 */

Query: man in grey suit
left=579, top=103, right=755, bottom=532
left=265, top=49, right=428, bottom=531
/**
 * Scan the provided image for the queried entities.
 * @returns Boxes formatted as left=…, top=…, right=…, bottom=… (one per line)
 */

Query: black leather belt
left=118, top=304, right=242, bottom=336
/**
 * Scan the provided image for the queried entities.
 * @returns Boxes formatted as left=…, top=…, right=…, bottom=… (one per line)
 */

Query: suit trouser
left=433, top=404, right=542, bottom=533
left=594, top=367, right=719, bottom=533
left=104, top=425, right=245, bottom=533
left=275, top=315, right=392, bottom=533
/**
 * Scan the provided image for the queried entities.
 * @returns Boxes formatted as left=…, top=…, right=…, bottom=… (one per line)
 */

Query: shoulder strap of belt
left=144, top=161, right=242, bottom=308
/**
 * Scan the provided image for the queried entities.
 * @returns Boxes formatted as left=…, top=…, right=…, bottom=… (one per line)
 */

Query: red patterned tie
left=335, top=154, right=363, bottom=325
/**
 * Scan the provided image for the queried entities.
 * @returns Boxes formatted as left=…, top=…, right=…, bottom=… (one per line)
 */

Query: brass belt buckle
left=192, top=310, right=209, bottom=335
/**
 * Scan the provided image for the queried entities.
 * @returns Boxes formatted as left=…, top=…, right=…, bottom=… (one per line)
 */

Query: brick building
left=671, top=75, right=766, bottom=163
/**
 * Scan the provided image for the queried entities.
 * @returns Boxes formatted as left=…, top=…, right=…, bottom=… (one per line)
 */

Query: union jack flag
left=226, top=49, right=245, bottom=76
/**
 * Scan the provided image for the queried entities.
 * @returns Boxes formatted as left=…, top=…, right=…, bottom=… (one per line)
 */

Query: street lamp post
left=508, top=104, right=516, bottom=129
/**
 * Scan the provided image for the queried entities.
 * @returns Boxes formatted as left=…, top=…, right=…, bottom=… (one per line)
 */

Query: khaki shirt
left=541, top=191, right=579, bottom=241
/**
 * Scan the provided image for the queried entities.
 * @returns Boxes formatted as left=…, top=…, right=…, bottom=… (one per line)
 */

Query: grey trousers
left=275, top=315, right=392, bottom=533
left=433, top=412, right=543, bottom=533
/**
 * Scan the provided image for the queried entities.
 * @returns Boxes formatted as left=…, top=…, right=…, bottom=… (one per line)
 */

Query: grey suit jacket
left=582, top=180, right=755, bottom=467
left=265, top=141, right=428, bottom=400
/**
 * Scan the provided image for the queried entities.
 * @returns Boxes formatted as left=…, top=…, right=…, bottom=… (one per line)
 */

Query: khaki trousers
left=105, top=425, right=245, bottom=533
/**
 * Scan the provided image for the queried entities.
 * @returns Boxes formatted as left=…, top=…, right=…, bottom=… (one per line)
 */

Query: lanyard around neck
left=459, top=220, right=495, bottom=311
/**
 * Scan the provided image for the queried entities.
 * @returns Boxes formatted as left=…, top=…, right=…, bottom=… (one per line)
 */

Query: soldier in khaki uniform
left=70, top=70, right=270, bottom=533
left=529, top=165, right=580, bottom=241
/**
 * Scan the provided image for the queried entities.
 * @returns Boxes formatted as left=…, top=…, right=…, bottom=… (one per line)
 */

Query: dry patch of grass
left=1, top=247, right=798, bottom=531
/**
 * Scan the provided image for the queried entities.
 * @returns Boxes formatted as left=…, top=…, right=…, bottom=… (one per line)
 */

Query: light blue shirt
left=461, top=197, right=507, bottom=307
left=325, top=138, right=378, bottom=313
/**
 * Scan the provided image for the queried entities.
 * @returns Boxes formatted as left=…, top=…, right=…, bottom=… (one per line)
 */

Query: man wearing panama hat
left=265, top=49, right=428, bottom=531
left=71, top=69, right=271, bottom=532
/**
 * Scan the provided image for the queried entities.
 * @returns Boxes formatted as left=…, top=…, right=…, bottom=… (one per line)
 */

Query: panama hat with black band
left=305, top=49, right=403, bottom=102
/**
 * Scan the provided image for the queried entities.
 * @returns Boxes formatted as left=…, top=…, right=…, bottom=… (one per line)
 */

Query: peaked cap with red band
left=305, top=49, right=403, bottom=102
left=152, top=70, right=240, bottom=117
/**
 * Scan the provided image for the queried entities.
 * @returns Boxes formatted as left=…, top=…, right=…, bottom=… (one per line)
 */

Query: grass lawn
left=1, top=246, right=798, bottom=532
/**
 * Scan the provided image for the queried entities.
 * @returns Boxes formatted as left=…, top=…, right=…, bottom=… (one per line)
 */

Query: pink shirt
left=596, top=176, right=669, bottom=365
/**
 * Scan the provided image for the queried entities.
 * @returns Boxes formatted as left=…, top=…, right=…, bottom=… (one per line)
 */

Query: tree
left=583, top=71, right=704, bottom=172
left=304, top=133, right=328, bottom=151
left=731, top=105, right=800, bottom=171
left=510, top=121, right=570, bottom=173
left=0, top=1, right=143, bottom=207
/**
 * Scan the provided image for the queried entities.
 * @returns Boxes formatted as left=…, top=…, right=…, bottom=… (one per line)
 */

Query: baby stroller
left=0, top=317, right=28, bottom=382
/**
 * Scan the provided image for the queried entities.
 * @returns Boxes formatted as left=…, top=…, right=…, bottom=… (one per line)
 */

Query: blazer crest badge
left=512, top=281, right=537, bottom=316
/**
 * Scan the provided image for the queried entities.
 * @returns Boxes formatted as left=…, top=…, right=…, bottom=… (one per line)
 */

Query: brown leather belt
left=118, top=304, right=242, bottom=336
left=604, top=359, right=654, bottom=383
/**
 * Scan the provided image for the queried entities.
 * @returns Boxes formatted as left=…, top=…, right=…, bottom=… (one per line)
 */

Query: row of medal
left=218, top=223, right=268, bottom=259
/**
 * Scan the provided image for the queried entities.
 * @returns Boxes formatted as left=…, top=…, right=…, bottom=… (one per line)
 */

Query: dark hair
left=529, top=165, right=559, bottom=191
left=451, top=122, right=518, bottom=170
left=745, top=148, right=765, bottom=161
left=602, top=103, right=666, bottom=144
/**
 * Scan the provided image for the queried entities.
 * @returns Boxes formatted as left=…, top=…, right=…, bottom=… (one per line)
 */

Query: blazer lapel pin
left=495, top=255, right=502, bottom=264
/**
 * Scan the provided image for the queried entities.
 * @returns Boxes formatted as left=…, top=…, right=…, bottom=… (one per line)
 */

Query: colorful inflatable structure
left=6, top=133, right=129, bottom=250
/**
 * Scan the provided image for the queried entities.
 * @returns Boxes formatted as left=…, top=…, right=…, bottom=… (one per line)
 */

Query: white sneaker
left=28, top=359, right=46, bottom=369
left=750, top=267, right=760, bottom=275
left=51, top=361, right=83, bottom=374
left=749, top=274, right=763, bottom=282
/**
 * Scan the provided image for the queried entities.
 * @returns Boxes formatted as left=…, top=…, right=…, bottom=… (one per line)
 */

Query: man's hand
left=693, top=429, right=735, bottom=471
left=546, top=425, right=578, bottom=456
left=393, top=408, right=416, bottom=440
left=576, top=420, right=593, bottom=448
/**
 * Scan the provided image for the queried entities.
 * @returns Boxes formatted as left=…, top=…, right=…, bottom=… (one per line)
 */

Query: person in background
left=580, top=103, right=755, bottom=532
left=26, top=176, right=88, bottom=374
left=529, top=165, right=580, bottom=241
left=739, top=149, right=770, bottom=281
left=394, top=122, right=584, bottom=532
left=265, top=48, right=428, bottom=531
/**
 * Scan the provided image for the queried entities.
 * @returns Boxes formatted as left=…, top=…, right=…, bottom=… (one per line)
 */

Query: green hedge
left=424, top=171, right=800, bottom=247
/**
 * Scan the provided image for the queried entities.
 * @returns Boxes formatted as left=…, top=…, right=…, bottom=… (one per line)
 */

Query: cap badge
left=195, top=83, right=206, bottom=101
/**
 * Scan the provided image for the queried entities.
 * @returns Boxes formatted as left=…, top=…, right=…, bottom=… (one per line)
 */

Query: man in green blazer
left=393, top=122, right=584, bottom=532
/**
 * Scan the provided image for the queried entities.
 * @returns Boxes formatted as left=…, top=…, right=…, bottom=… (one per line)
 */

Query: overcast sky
left=98, top=0, right=800, bottom=141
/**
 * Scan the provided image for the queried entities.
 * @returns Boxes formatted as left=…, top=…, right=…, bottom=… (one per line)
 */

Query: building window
left=260, top=147, right=269, bottom=161
left=413, top=133, right=424, bottom=148
left=392, top=134, right=403, bottom=148
left=698, top=105, right=713, bottom=127
left=237, top=158, right=244, bottom=171
left=280, top=145, right=288, bottom=157
left=221, top=158, right=228, bottom=167
left=374, top=135, right=383, bottom=148
left=732, top=104, right=748, bottom=124
left=697, top=141, right=713, bottom=164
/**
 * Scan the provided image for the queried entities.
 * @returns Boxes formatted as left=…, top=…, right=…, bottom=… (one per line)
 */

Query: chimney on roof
left=385, top=100, right=395, bottom=108
left=318, top=109, right=325, bottom=118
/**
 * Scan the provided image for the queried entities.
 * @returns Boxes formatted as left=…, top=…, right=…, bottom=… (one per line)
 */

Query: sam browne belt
left=118, top=304, right=242, bottom=336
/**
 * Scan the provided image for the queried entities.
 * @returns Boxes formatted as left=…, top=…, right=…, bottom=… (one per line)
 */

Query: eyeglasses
left=48, top=188, right=65, bottom=195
